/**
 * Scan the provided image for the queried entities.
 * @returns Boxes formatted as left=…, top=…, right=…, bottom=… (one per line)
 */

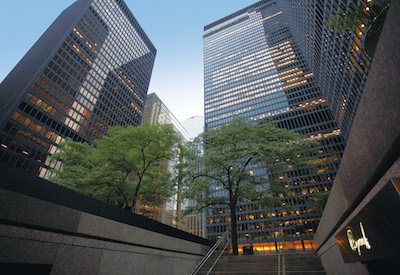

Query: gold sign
left=335, top=179, right=400, bottom=263
left=346, top=222, right=371, bottom=255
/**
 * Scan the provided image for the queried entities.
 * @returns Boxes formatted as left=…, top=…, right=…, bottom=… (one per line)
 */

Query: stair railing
left=190, top=231, right=229, bottom=275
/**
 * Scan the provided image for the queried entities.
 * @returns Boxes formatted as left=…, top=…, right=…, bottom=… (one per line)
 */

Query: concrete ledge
left=0, top=169, right=212, bottom=274
left=0, top=166, right=212, bottom=247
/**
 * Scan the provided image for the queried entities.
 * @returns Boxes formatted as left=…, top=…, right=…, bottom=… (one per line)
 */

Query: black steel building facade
left=0, top=0, right=156, bottom=178
left=279, top=0, right=373, bottom=141
left=204, top=0, right=347, bottom=253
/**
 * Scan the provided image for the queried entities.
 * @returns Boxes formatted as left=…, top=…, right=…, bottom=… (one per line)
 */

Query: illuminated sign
left=335, top=179, right=400, bottom=263
left=346, top=222, right=371, bottom=255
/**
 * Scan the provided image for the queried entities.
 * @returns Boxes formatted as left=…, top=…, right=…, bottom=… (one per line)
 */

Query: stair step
left=198, top=253, right=326, bottom=275
left=198, top=272, right=326, bottom=275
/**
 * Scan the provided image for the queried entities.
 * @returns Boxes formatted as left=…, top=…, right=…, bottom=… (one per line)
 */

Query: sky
left=0, top=0, right=256, bottom=121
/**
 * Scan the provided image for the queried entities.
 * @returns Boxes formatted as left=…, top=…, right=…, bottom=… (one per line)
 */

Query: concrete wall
left=314, top=1, right=400, bottom=274
left=0, top=169, right=212, bottom=274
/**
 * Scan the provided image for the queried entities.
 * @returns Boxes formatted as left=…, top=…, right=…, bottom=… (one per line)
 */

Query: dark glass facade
left=141, top=93, right=206, bottom=237
left=140, top=93, right=189, bottom=226
left=0, top=0, right=156, bottom=178
left=204, top=0, right=345, bottom=252
left=279, top=0, right=373, bottom=141
left=142, top=93, right=190, bottom=141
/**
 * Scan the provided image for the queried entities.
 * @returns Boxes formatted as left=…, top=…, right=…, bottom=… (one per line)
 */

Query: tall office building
left=180, top=115, right=206, bottom=237
left=142, top=98, right=206, bottom=237
left=142, top=93, right=190, bottom=141
left=141, top=93, right=189, bottom=227
left=204, top=0, right=346, bottom=253
left=279, top=0, right=373, bottom=140
left=180, top=115, right=204, bottom=140
left=0, top=0, right=156, bottom=178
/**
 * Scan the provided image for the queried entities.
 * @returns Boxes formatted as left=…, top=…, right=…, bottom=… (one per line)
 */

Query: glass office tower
left=140, top=93, right=189, bottom=226
left=0, top=0, right=156, bottom=178
left=279, top=0, right=373, bottom=140
left=141, top=94, right=206, bottom=237
left=142, top=93, right=190, bottom=142
left=204, top=0, right=345, bottom=253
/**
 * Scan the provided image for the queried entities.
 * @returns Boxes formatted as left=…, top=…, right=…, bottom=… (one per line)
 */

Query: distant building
left=142, top=95, right=206, bottom=237
left=203, top=0, right=346, bottom=253
left=140, top=93, right=189, bottom=228
left=180, top=115, right=206, bottom=237
left=180, top=115, right=204, bottom=140
left=0, top=0, right=156, bottom=178
left=142, top=93, right=190, bottom=141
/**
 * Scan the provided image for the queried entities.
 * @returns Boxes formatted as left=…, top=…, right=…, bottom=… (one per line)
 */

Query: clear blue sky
left=0, top=0, right=256, bottom=121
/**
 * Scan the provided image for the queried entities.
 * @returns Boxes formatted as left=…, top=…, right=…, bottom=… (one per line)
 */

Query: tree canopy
left=307, top=191, right=330, bottom=213
left=181, top=118, right=319, bottom=255
left=51, top=122, right=181, bottom=209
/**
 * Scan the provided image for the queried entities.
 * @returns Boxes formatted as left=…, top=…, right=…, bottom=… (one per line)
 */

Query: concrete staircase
left=197, top=252, right=326, bottom=275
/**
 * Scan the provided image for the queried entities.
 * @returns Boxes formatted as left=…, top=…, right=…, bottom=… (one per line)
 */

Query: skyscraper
left=142, top=93, right=190, bottom=141
left=279, top=0, right=373, bottom=141
left=180, top=115, right=204, bottom=140
left=178, top=115, right=206, bottom=237
left=0, top=0, right=156, bottom=178
left=204, top=0, right=345, bottom=253
left=141, top=93, right=207, bottom=237
left=140, top=93, right=189, bottom=226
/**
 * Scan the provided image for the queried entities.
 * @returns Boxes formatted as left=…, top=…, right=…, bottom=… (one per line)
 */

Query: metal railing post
left=190, top=231, right=229, bottom=275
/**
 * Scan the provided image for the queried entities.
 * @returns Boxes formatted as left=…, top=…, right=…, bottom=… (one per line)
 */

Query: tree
left=327, top=0, right=391, bottom=55
left=174, top=143, right=186, bottom=228
left=51, top=122, right=180, bottom=209
left=327, top=1, right=390, bottom=34
left=181, top=118, right=319, bottom=255
left=50, top=138, right=124, bottom=202
left=307, top=191, right=330, bottom=213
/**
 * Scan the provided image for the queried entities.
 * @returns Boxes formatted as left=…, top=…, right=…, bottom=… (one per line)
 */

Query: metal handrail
left=206, top=241, right=229, bottom=275
left=190, top=231, right=229, bottom=275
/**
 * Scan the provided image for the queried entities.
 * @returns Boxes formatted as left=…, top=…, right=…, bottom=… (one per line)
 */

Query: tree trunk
left=175, top=150, right=184, bottom=228
left=176, top=177, right=182, bottom=228
left=229, top=201, right=239, bottom=255
left=132, top=176, right=143, bottom=208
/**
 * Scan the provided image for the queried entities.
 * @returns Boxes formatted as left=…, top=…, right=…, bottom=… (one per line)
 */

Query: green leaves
left=307, top=191, right=330, bottom=213
left=181, top=118, right=319, bottom=210
left=180, top=118, right=319, bottom=253
left=327, top=5, right=366, bottom=33
left=50, top=122, right=180, bottom=208
left=327, top=1, right=390, bottom=36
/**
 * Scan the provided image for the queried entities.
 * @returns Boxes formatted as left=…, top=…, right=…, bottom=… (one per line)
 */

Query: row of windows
left=0, top=1, right=155, bottom=177
left=203, top=2, right=345, bottom=242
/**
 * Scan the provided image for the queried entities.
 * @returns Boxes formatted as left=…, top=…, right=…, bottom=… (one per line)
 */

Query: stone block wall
left=0, top=169, right=212, bottom=274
